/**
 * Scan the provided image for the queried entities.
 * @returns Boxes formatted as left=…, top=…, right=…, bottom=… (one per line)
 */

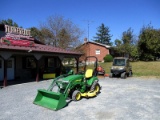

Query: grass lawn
left=99, top=61, right=160, bottom=77
left=69, top=61, right=160, bottom=77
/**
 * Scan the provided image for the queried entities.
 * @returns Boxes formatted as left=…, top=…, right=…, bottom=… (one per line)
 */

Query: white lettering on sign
left=5, top=25, right=31, bottom=36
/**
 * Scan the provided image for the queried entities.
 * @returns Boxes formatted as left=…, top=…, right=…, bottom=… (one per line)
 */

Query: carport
left=0, top=24, right=82, bottom=87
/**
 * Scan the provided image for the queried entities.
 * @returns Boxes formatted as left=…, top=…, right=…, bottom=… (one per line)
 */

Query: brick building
left=77, top=41, right=111, bottom=63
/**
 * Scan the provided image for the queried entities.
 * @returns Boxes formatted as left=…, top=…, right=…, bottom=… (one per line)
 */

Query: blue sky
left=1, top=0, right=160, bottom=43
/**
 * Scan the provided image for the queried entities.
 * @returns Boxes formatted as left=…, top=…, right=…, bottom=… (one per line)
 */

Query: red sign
left=2, top=37, right=35, bottom=47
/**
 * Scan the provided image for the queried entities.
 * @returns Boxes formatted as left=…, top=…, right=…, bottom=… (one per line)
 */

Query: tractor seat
left=85, top=69, right=93, bottom=78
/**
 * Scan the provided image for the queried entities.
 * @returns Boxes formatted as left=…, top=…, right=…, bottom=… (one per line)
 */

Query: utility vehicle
left=109, top=57, right=132, bottom=79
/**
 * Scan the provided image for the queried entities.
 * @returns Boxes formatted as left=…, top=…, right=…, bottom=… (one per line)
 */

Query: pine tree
left=93, top=23, right=112, bottom=45
left=0, top=18, right=18, bottom=27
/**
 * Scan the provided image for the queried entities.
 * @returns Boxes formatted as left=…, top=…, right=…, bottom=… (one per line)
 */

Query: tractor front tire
left=72, top=90, right=81, bottom=101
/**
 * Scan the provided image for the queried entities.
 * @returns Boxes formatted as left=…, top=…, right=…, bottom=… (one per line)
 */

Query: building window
left=7, top=60, right=12, bottom=68
left=95, top=49, right=100, bottom=55
left=48, top=58, right=55, bottom=67
left=26, top=57, right=36, bottom=68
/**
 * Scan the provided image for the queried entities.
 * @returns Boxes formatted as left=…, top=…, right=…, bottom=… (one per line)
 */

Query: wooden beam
left=75, top=57, right=79, bottom=73
left=35, top=59, right=40, bottom=82
left=33, top=54, right=42, bottom=82
left=3, top=60, right=7, bottom=87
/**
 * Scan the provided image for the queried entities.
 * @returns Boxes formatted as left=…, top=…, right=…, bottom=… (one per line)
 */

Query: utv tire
left=90, top=82, right=100, bottom=93
left=72, top=90, right=81, bottom=101
left=129, top=71, right=132, bottom=77
left=109, top=73, right=113, bottom=78
left=121, top=72, right=126, bottom=79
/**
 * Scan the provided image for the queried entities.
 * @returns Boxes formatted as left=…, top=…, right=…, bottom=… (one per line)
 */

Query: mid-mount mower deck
left=33, top=56, right=101, bottom=110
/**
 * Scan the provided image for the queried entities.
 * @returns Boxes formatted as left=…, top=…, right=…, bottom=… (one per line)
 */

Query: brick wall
left=78, top=42, right=110, bottom=62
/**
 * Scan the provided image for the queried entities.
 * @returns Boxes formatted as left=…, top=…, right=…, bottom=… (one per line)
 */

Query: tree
left=115, top=39, right=122, bottom=46
left=130, top=45, right=139, bottom=61
left=138, top=25, right=160, bottom=61
left=0, top=18, right=18, bottom=27
left=113, top=39, right=124, bottom=57
left=57, top=28, right=70, bottom=49
left=30, top=27, right=54, bottom=44
left=121, top=28, right=136, bottom=57
left=122, top=27, right=134, bottom=44
left=39, top=15, right=83, bottom=49
left=30, top=27, right=42, bottom=39
left=113, top=28, right=138, bottom=60
left=103, top=54, right=113, bottom=62
left=93, top=23, right=112, bottom=45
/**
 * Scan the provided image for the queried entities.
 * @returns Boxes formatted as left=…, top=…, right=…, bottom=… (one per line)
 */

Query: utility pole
left=83, top=20, right=94, bottom=64
left=83, top=20, right=94, bottom=41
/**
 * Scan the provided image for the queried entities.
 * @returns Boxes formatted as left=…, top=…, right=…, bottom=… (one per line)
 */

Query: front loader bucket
left=33, top=89, right=67, bottom=111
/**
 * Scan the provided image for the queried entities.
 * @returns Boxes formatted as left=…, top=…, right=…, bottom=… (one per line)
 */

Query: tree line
left=92, top=23, right=160, bottom=61
left=115, top=25, right=160, bottom=61
left=1, top=17, right=160, bottom=61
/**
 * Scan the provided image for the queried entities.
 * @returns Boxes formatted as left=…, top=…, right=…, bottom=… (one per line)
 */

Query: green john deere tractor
left=33, top=56, right=101, bottom=110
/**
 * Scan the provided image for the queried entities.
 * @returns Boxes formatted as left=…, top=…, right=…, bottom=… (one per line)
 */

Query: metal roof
left=78, top=41, right=111, bottom=49
left=0, top=43, right=82, bottom=56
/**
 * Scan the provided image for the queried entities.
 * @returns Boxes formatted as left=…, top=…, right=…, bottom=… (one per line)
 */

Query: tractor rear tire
left=90, top=82, right=100, bottom=93
left=129, top=71, right=132, bottom=77
left=72, top=90, right=81, bottom=101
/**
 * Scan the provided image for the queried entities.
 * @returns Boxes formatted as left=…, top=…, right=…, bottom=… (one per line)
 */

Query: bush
left=104, top=54, right=113, bottom=62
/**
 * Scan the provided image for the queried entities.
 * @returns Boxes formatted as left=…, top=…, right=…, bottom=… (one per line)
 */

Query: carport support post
left=36, top=60, right=39, bottom=82
left=34, top=54, right=42, bottom=82
left=3, top=60, right=7, bottom=87
left=75, top=57, right=79, bottom=73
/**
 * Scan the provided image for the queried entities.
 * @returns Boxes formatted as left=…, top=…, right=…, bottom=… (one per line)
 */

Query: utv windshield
left=113, top=59, right=125, bottom=66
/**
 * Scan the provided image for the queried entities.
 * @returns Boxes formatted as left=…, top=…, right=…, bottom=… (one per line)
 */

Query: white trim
left=90, top=41, right=111, bottom=48
left=80, top=41, right=111, bottom=49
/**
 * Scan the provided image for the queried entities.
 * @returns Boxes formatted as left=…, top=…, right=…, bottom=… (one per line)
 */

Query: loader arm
left=47, top=75, right=64, bottom=91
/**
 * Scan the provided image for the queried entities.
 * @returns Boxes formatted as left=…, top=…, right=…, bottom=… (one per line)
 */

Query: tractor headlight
left=59, top=84, right=63, bottom=88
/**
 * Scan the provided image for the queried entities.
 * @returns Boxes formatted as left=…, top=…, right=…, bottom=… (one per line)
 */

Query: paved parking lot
left=0, top=77, right=160, bottom=120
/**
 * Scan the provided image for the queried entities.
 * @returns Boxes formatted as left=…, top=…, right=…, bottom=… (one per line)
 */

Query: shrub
left=104, top=54, right=113, bottom=62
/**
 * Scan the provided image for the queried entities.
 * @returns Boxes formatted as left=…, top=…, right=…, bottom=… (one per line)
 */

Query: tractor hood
left=62, top=74, right=84, bottom=82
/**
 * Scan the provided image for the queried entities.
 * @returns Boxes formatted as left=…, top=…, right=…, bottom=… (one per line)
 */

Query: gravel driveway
left=0, top=77, right=160, bottom=120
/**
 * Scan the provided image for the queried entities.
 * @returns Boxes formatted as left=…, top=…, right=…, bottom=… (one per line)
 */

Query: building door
left=7, top=58, right=15, bottom=80
left=0, top=58, right=4, bottom=81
